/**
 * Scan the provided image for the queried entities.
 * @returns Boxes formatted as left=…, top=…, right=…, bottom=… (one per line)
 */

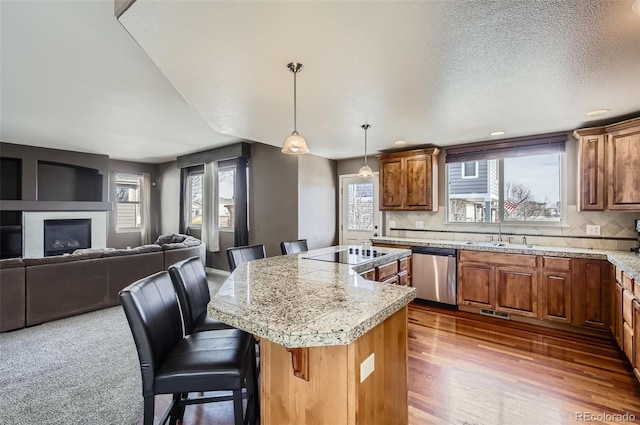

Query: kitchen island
left=208, top=245, right=415, bottom=425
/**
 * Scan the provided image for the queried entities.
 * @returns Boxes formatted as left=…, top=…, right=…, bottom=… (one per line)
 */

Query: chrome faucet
left=522, top=236, right=528, bottom=246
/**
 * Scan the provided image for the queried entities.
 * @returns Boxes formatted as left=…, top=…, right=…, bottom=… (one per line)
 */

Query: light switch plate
left=586, top=225, right=601, bottom=236
left=415, top=221, right=425, bottom=229
left=360, top=353, right=375, bottom=383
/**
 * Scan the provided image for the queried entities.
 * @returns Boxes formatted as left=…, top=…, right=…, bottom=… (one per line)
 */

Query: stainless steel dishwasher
left=411, top=247, right=457, bottom=306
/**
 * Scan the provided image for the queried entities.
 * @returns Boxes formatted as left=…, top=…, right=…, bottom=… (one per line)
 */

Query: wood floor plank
left=141, top=303, right=640, bottom=424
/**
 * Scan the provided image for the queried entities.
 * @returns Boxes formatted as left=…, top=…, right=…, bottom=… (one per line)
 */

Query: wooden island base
left=260, top=306, right=409, bottom=425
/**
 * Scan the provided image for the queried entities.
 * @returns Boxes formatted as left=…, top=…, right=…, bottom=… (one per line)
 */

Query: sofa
left=0, top=234, right=205, bottom=331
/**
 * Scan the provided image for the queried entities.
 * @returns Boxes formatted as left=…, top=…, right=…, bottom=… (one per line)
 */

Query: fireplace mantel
left=0, top=201, right=113, bottom=212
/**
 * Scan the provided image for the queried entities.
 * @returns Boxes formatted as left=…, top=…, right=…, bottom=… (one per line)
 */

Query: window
left=347, top=182, right=374, bottom=231
left=461, top=161, right=478, bottom=179
left=115, top=173, right=142, bottom=231
left=218, top=166, right=235, bottom=230
left=186, top=165, right=235, bottom=230
left=448, top=154, right=561, bottom=223
left=446, top=133, right=565, bottom=223
left=187, top=171, right=203, bottom=227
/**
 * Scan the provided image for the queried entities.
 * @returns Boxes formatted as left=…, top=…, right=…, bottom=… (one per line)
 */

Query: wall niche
left=0, top=158, right=22, bottom=200
left=37, top=161, right=103, bottom=202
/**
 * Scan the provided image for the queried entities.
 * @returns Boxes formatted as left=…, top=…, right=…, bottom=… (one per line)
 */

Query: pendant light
left=282, top=62, right=309, bottom=155
left=358, top=124, right=374, bottom=177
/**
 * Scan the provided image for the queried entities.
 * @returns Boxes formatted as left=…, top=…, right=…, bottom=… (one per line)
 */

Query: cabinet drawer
left=542, top=257, right=571, bottom=271
left=623, top=289, right=635, bottom=328
left=623, top=272, right=634, bottom=292
left=616, top=267, right=624, bottom=284
left=376, top=261, right=398, bottom=282
left=360, top=269, right=376, bottom=281
left=381, top=275, right=399, bottom=285
left=459, top=250, right=536, bottom=268
left=398, top=257, right=409, bottom=273
left=398, top=271, right=408, bottom=286
left=623, top=322, right=634, bottom=364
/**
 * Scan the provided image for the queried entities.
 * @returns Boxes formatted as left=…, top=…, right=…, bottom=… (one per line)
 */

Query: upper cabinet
left=378, top=148, right=440, bottom=211
left=574, top=117, right=640, bottom=211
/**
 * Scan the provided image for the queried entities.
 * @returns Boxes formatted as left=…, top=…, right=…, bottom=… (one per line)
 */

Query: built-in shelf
left=0, top=201, right=113, bottom=212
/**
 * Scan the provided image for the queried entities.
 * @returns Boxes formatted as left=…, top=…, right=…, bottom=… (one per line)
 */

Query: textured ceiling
left=1, top=1, right=639, bottom=164
left=119, top=0, right=640, bottom=160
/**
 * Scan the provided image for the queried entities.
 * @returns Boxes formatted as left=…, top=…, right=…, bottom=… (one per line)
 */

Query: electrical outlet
left=586, top=225, right=601, bottom=236
left=415, top=221, right=425, bottom=229
left=389, top=220, right=397, bottom=228
left=360, top=353, right=375, bottom=383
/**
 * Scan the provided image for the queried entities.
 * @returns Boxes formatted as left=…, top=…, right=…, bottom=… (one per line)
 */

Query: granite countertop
left=371, top=236, right=640, bottom=281
left=207, top=245, right=415, bottom=348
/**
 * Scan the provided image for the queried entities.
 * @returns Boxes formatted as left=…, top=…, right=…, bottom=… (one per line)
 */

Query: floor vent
left=479, top=309, right=511, bottom=320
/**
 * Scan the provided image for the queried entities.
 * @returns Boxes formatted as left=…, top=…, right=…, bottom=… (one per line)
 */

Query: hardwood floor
left=142, top=303, right=640, bottom=424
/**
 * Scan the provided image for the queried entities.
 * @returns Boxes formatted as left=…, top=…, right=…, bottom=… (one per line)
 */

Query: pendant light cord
left=293, top=70, right=297, bottom=133
left=364, top=126, right=368, bottom=166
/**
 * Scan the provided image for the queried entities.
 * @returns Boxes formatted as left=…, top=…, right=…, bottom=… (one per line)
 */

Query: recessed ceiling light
left=490, top=131, right=505, bottom=136
left=586, top=109, right=611, bottom=116
left=394, top=140, right=407, bottom=145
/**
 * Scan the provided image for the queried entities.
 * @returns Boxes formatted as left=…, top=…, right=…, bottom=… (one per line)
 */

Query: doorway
left=339, top=174, right=381, bottom=245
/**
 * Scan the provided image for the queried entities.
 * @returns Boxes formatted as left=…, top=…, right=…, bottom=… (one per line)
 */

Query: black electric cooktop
left=304, top=247, right=387, bottom=265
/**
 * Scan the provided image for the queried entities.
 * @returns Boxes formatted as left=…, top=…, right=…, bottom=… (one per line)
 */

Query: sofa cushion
left=182, top=236, right=202, bottom=247
left=155, top=233, right=188, bottom=245
left=73, top=247, right=116, bottom=256
left=161, top=242, right=188, bottom=250
left=23, top=252, right=103, bottom=266
left=0, top=258, right=25, bottom=269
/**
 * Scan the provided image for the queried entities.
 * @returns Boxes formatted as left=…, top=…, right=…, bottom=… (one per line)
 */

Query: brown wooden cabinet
left=573, top=117, right=640, bottom=211
left=378, top=148, right=439, bottom=211
left=457, top=250, right=538, bottom=315
left=606, top=118, right=640, bottom=210
left=633, top=299, right=640, bottom=380
left=372, top=243, right=412, bottom=286
left=359, top=253, right=412, bottom=287
left=572, top=259, right=610, bottom=330
left=613, top=281, right=624, bottom=349
left=539, top=257, right=572, bottom=324
left=574, top=131, right=605, bottom=210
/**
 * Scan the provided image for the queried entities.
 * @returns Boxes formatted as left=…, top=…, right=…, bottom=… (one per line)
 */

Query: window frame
left=217, top=163, right=236, bottom=232
left=446, top=152, right=565, bottom=225
left=186, top=168, right=204, bottom=230
left=461, top=161, right=479, bottom=179
left=115, top=173, right=143, bottom=233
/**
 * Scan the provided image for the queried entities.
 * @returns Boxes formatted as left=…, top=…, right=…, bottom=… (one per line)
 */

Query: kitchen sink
left=464, top=241, right=536, bottom=249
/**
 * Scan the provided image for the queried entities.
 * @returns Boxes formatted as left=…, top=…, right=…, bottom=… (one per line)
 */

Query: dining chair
left=280, top=239, right=309, bottom=255
left=119, top=271, right=258, bottom=425
left=226, top=244, right=266, bottom=271
left=168, top=256, right=233, bottom=335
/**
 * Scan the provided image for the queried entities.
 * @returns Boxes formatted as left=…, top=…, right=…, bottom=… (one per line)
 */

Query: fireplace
left=43, top=219, right=91, bottom=257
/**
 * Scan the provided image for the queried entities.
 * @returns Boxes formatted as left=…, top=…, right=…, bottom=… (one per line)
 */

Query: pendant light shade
left=358, top=124, right=374, bottom=177
left=282, top=62, right=309, bottom=155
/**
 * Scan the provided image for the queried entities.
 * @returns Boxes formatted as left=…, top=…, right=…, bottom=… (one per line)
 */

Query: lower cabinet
left=458, top=251, right=538, bottom=317
left=539, top=257, right=572, bottom=324
left=571, top=259, right=610, bottom=330
left=359, top=254, right=412, bottom=287
left=613, top=282, right=624, bottom=348
left=634, top=299, right=640, bottom=380
left=457, top=251, right=611, bottom=330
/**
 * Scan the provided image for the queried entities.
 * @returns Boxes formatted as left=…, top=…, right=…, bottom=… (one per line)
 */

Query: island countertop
left=207, top=245, right=415, bottom=348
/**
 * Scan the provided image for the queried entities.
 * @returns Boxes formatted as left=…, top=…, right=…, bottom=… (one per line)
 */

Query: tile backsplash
left=385, top=205, right=639, bottom=251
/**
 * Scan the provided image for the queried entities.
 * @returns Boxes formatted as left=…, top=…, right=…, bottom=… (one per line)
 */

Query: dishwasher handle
left=411, top=246, right=457, bottom=257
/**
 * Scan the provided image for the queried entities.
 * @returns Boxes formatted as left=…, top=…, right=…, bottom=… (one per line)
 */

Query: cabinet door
left=379, top=158, right=404, bottom=210
left=614, top=282, right=624, bottom=349
left=405, top=155, right=431, bottom=210
left=495, top=266, right=538, bottom=317
left=577, top=134, right=606, bottom=211
left=539, top=271, right=572, bottom=323
left=607, top=124, right=640, bottom=210
left=572, top=259, right=611, bottom=330
left=634, top=299, right=640, bottom=378
left=458, top=262, right=494, bottom=309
